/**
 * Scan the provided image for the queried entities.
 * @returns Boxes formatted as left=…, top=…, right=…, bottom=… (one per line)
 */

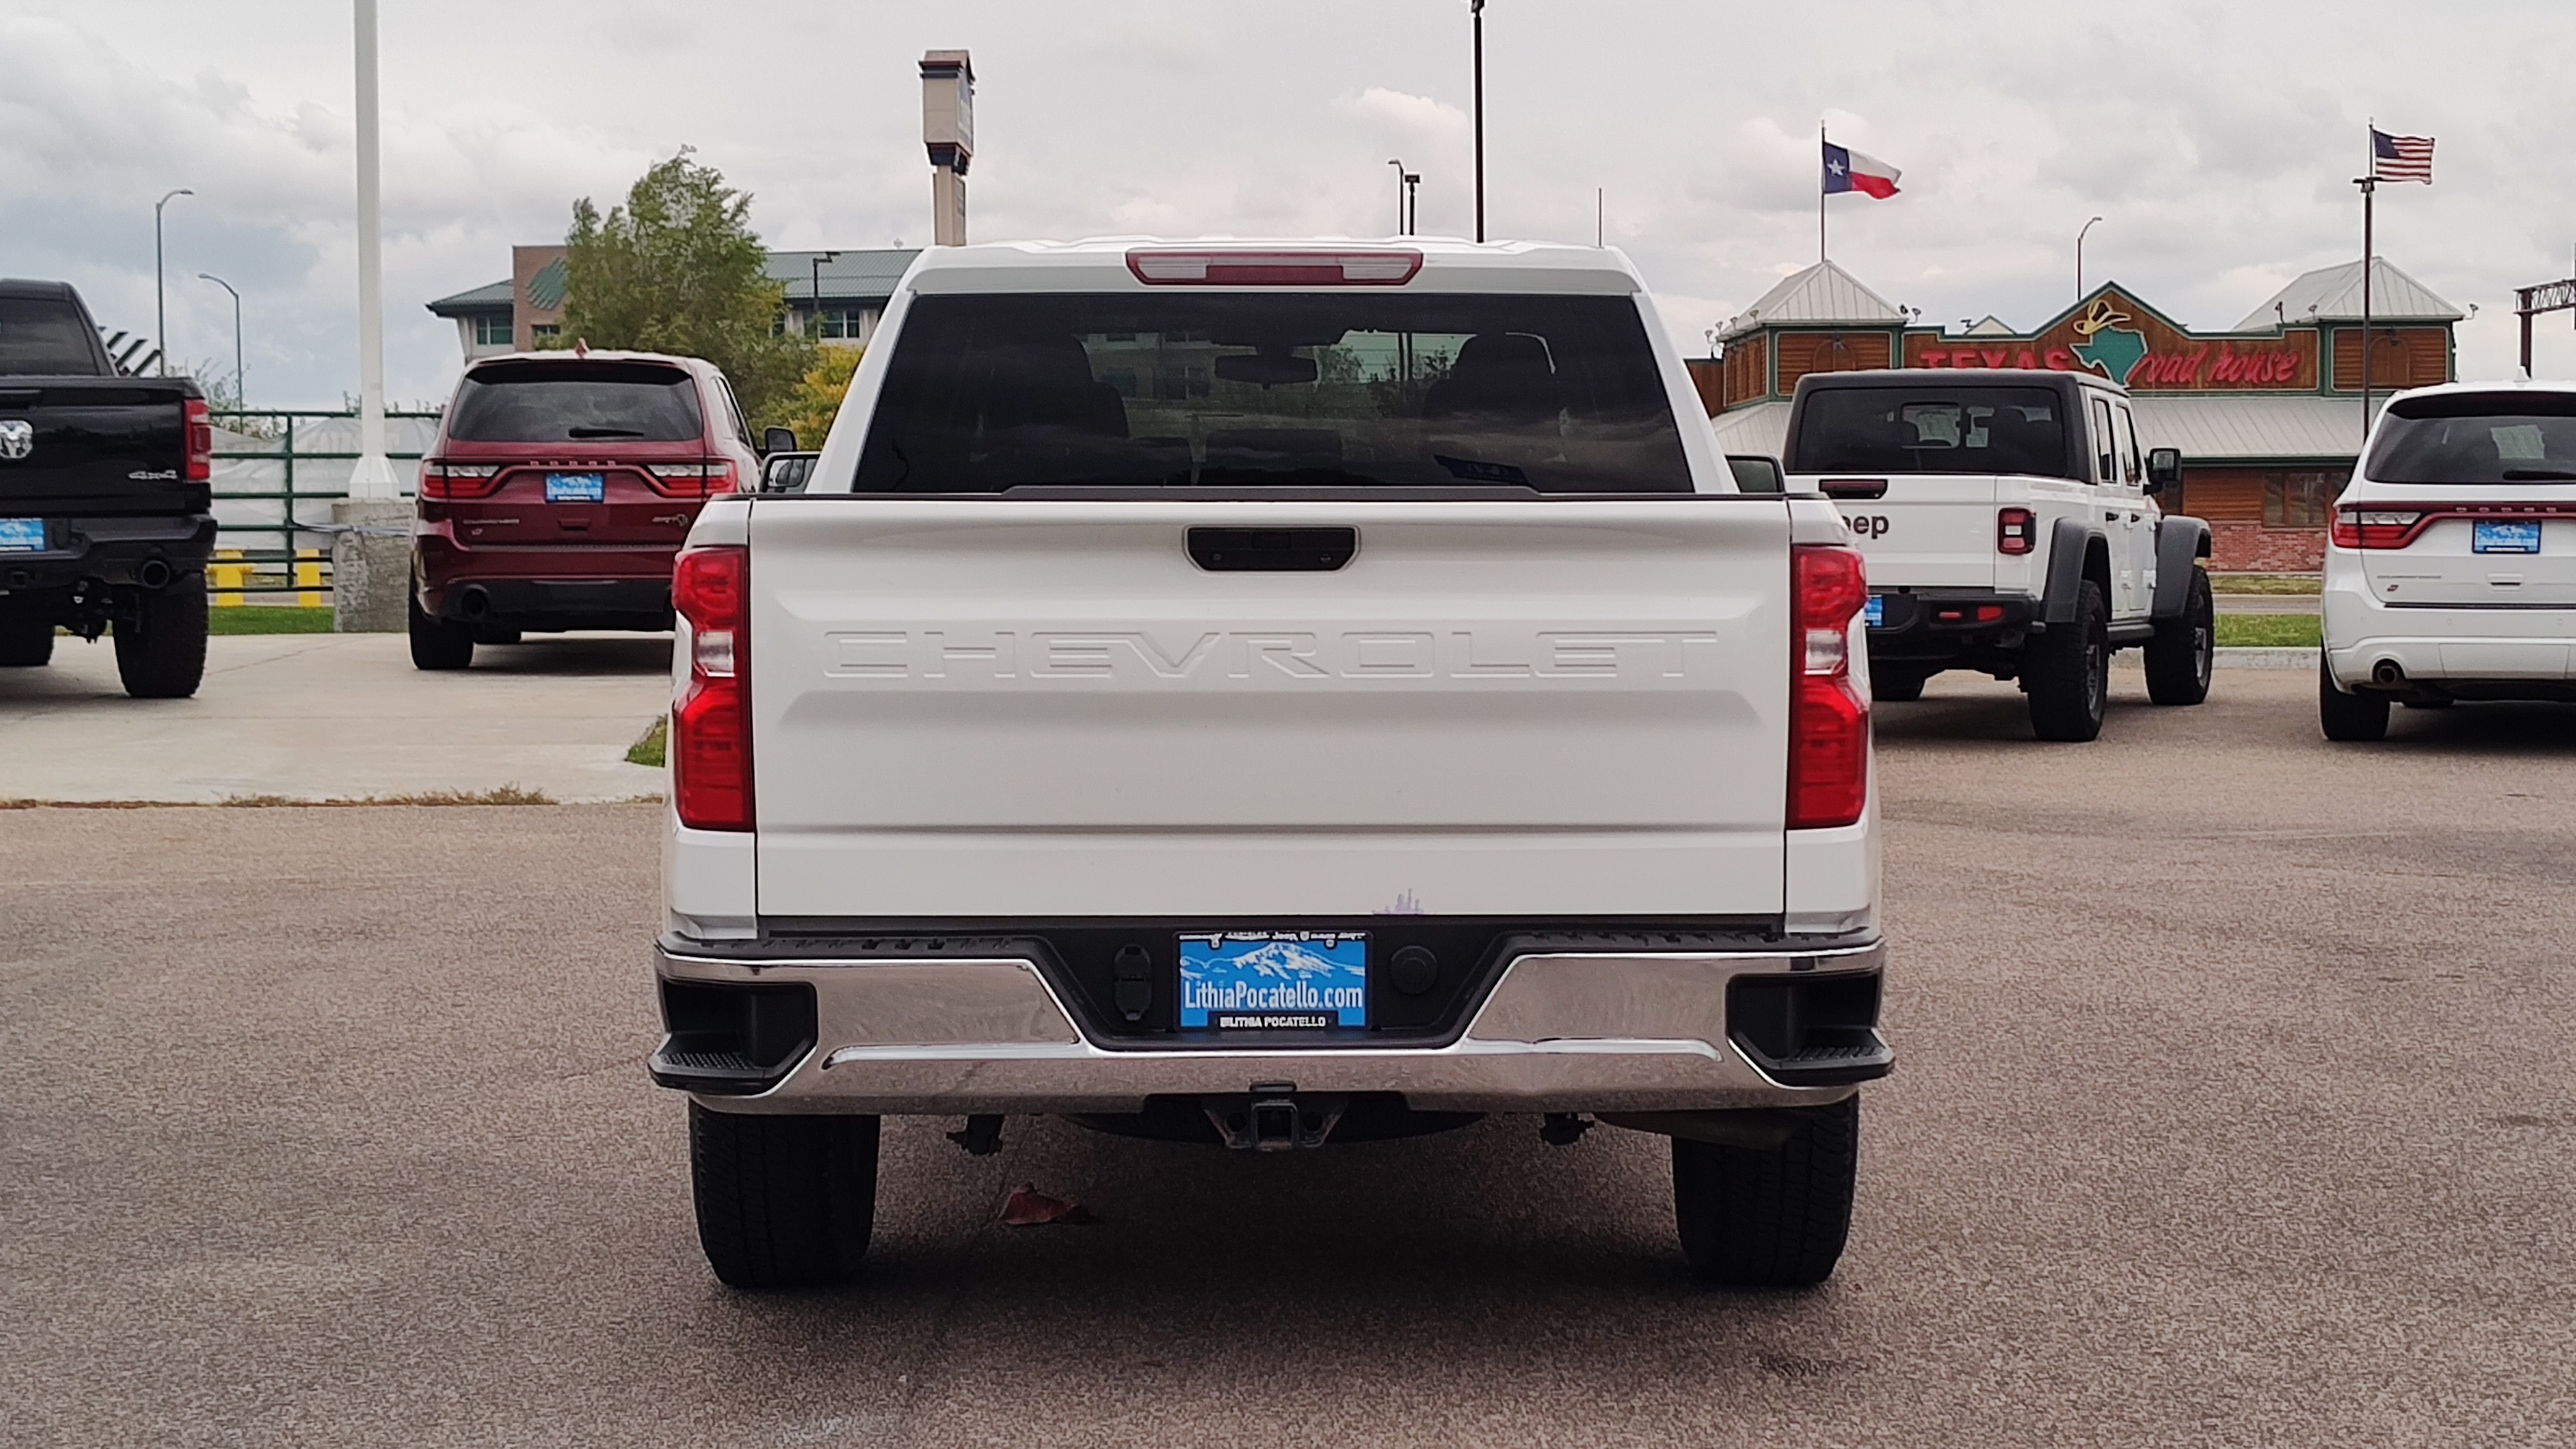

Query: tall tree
left=557, top=150, right=813, bottom=430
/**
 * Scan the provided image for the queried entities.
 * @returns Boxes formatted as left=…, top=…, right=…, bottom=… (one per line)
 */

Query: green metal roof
left=425, top=279, right=513, bottom=317
left=429, top=248, right=921, bottom=319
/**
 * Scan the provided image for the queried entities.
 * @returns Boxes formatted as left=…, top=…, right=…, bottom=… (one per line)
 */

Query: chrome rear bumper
left=654, top=938, right=1886, bottom=1116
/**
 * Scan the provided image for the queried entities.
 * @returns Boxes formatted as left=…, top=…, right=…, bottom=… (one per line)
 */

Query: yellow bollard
left=211, top=548, right=248, bottom=608
left=295, top=548, right=325, bottom=608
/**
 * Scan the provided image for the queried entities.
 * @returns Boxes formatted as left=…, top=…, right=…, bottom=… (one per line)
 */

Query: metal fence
left=208, top=409, right=441, bottom=599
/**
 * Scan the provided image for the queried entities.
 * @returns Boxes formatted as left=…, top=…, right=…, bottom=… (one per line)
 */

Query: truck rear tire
left=2143, top=565, right=2214, bottom=706
left=1870, top=667, right=1926, bottom=702
left=2318, top=658, right=2390, bottom=742
left=0, top=617, right=55, bottom=667
left=409, top=596, right=475, bottom=670
left=2025, top=579, right=2108, bottom=741
left=689, top=1102, right=880, bottom=1290
left=1672, top=1094, right=1859, bottom=1287
left=113, top=580, right=206, bottom=699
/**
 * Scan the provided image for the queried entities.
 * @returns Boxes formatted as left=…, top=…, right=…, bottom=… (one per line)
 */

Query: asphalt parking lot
left=4, top=667, right=2573, bottom=1447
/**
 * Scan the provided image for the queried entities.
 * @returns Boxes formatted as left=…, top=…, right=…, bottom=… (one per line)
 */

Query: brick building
left=1694, top=257, right=2465, bottom=572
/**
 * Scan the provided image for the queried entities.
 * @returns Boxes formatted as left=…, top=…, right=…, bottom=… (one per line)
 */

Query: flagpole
left=2360, top=121, right=2375, bottom=445
left=1818, top=123, right=1827, bottom=264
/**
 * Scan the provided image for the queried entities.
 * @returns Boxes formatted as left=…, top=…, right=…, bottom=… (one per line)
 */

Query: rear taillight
left=184, top=397, right=213, bottom=482
left=419, top=461, right=502, bottom=500
left=1126, top=248, right=1423, bottom=286
left=2332, top=508, right=2425, bottom=549
left=1997, top=506, right=2035, bottom=555
left=647, top=462, right=738, bottom=498
left=672, top=545, right=752, bottom=831
left=1789, top=543, right=1870, bottom=830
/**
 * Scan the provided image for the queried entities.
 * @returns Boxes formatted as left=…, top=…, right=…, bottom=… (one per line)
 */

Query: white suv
left=2321, top=382, right=2576, bottom=740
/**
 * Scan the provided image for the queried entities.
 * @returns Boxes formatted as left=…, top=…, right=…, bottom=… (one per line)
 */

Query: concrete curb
left=2214, top=647, right=2319, bottom=670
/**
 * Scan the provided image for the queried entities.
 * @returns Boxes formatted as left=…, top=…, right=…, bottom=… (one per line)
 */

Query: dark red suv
left=409, top=351, right=761, bottom=669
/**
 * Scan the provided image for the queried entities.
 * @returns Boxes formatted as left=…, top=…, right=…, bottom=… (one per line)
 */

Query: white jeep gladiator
left=1782, top=369, right=2216, bottom=739
left=650, top=239, right=1891, bottom=1290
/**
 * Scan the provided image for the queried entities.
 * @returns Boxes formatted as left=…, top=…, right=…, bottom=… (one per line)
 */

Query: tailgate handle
left=1187, top=526, right=1357, bottom=572
left=1820, top=477, right=1889, bottom=499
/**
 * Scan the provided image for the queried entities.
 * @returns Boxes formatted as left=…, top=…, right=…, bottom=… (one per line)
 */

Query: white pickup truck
left=649, top=239, right=1891, bottom=1291
left=1782, top=369, right=2216, bottom=740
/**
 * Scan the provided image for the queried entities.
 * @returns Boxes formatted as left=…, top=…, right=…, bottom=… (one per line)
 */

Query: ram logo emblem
left=0, top=419, right=32, bottom=460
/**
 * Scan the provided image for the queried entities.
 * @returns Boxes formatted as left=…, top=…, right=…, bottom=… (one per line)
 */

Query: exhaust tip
left=459, top=586, right=491, bottom=619
left=2372, top=659, right=2406, bottom=687
left=134, top=558, right=173, bottom=590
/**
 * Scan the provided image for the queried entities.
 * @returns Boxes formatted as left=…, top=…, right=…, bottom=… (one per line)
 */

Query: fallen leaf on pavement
left=1001, top=1184, right=1097, bottom=1226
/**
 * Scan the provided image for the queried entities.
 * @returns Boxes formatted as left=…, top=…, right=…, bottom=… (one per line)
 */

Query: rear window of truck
left=850, top=293, right=1692, bottom=493
left=0, top=297, right=107, bottom=375
left=2367, top=391, right=2576, bottom=483
left=445, top=361, right=704, bottom=443
left=1793, top=386, right=2068, bottom=476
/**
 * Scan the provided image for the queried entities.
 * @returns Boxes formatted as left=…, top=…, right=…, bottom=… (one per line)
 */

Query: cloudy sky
left=9, top=0, right=2576, bottom=408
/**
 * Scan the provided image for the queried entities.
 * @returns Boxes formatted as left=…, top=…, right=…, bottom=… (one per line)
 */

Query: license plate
left=2473, top=520, right=2541, bottom=554
left=544, top=472, right=605, bottom=504
left=1863, top=595, right=1885, bottom=628
left=1178, top=930, right=1368, bottom=1030
left=0, top=518, right=42, bottom=552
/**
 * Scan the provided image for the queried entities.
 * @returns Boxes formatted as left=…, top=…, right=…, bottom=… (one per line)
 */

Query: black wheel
left=2318, top=658, right=2390, bottom=742
left=113, top=579, right=207, bottom=699
left=1870, top=666, right=1927, bottom=702
left=0, top=616, right=55, bottom=667
left=2026, top=579, right=2109, bottom=741
left=409, top=595, right=475, bottom=670
left=1673, top=1095, right=1860, bottom=1287
left=689, top=1103, right=879, bottom=1290
left=2143, top=565, right=2214, bottom=706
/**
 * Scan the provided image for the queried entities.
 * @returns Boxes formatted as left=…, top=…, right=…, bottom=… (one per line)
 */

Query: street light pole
left=198, top=274, right=242, bottom=408
left=810, top=250, right=840, bottom=336
left=153, top=188, right=192, bottom=376
left=1470, top=0, right=1486, bottom=243
left=2076, top=215, right=2102, bottom=301
left=347, top=0, right=395, bottom=500
left=1387, top=159, right=1405, bottom=235
left=1405, top=172, right=1420, bottom=234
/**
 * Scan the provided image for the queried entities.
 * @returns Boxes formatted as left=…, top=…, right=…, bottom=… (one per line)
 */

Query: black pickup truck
left=0, top=279, right=213, bottom=697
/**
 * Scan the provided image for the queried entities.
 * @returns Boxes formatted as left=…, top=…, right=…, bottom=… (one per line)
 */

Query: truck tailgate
left=747, top=497, right=1791, bottom=919
left=1818, top=475, right=1999, bottom=589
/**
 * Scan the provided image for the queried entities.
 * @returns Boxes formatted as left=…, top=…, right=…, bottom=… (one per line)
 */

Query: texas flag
left=1823, top=141, right=1901, bottom=199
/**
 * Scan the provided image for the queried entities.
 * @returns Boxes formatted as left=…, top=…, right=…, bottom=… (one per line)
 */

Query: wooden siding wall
left=1772, top=331, right=1893, bottom=393
left=2329, top=327, right=2448, bottom=389
left=2175, top=468, right=2271, bottom=523
left=1721, top=335, right=1768, bottom=409
left=1684, top=360, right=1725, bottom=417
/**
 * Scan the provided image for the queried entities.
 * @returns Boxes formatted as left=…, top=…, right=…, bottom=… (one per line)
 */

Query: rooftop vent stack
left=921, top=50, right=974, bottom=246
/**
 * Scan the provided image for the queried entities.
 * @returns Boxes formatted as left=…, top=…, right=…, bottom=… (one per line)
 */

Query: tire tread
left=1672, top=1096, right=1860, bottom=1287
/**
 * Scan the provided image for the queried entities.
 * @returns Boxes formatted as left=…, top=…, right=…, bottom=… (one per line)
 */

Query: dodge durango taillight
left=2332, top=508, right=2425, bottom=549
left=1789, top=543, right=1870, bottom=830
left=1997, top=506, right=2035, bottom=555
left=184, top=397, right=213, bottom=482
left=672, top=545, right=752, bottom=830
left=648, top=462, right=738, bottom=498
left=419, top=460, right=502, bottom=500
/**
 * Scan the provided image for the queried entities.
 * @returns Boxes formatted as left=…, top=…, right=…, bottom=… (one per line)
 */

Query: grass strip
left=2215, top=613, right=2321, bottom=648
left=2208, top=574, right=2322, bottom=596
left=626, top=717, right=668, bottom=768
left=208, top=606, right=338, bottom=635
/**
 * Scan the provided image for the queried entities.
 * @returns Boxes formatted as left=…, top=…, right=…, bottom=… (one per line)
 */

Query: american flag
left=2371, top=128, right=2435, bottom=183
